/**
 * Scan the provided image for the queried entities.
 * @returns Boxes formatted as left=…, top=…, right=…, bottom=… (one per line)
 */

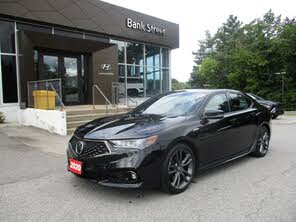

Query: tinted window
left=229, top=92, right=252, bottom=111
left=133, top=91, right=207, bottom=117
left=145, top=45, right=160, bottom=67
left=1, top=55, right=18, bottom=103
left=126, top=42, right=144, bottom=65
left=0, top=20, right=15, bottom=53
left=161, top=48, right=169, bottom=67
left=205, top=93, right=230, bottom=113
left=110, top=39, right=125, bottom=63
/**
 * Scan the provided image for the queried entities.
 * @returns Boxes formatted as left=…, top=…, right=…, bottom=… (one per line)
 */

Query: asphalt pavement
left=0, top=116, right=296, bottom=222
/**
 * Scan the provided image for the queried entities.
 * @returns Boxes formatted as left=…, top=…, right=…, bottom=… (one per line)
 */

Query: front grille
left=69, top=136, right=110, bottom=158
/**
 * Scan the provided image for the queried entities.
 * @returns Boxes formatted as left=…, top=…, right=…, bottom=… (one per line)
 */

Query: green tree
left=172, top=79, right=190, bottom=90
left=190, top=10, right=296, bottom=108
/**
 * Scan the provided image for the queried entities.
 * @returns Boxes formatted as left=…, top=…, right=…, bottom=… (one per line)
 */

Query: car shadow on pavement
left=66, top=154, right=255, bottom=201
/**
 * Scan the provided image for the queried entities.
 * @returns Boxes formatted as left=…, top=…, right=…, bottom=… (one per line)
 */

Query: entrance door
left=63, top=56, right=80, bottom=105
left=37, top=50, right=86, bottom=105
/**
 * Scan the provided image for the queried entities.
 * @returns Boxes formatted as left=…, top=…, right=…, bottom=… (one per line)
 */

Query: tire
left=251, top=126, right=270, bottom=157
left=161, top=143, right=195, bottom=194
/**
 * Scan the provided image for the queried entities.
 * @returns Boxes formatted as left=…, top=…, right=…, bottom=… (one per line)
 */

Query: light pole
left=275, top=72, right=286, bottom=106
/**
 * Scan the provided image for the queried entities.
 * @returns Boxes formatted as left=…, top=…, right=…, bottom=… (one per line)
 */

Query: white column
left=15, top=22, right=21, bottom=106
left=169, top=49, right=172, bottom=91
left=0, top=50, right=3, bottom=105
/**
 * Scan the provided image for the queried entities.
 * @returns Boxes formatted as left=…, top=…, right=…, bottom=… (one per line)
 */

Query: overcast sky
left=103, top=0, right=295, bottom=82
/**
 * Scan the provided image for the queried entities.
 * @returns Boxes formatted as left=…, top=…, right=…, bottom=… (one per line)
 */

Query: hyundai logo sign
left=101, top=64, right=112, bottom=71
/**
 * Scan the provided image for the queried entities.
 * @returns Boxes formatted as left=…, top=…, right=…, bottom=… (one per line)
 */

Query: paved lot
left=0, top=116, right=296, bottom=222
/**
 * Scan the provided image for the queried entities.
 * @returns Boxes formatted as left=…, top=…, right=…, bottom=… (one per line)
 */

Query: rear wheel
left=161, top=143, right=195, bottom=194
left=251, top=126, right=270, bottom=157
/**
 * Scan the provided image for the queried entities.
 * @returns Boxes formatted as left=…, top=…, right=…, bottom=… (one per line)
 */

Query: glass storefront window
left=40, top=55, right=59, bottom=80
left=161, top=48, right=169, bottom=68
left=111, top=40, right=125, bottom=63
left=146, top=66, right=161, bottom=97
left=126, top=42, right=143, bottom=65
left=112, top=39, right=170, bottom=100
left=1, top=55, right=18, bottom=103
left=127, top=65, right=144, bottom=97
left=0, top=20, right=15, bottom=54
left=162, top=68, right=170, bottom=93
left=145, top=45, right=160, bottom=67
left=118, top=65, right=126, bottom=97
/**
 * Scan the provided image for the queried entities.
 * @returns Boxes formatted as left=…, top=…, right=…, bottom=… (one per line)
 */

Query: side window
left=205, top=93, right=230, bottom=113
left=228, top=92, right=252, bottom=111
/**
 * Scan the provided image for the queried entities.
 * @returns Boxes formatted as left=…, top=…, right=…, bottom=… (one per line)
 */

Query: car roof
left=175, top=89, right=242, bottom=95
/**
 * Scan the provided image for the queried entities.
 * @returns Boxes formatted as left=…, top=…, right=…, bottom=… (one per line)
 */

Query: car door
left=196, top=93, right=239, bottom=164
left=227, top=92, right=258, bottom=152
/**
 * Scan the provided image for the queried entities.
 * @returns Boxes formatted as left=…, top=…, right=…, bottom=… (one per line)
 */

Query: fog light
left=128, top=171, right=137, bottom=181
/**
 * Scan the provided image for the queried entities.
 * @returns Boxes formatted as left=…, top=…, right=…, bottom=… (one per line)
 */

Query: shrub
left=0, top=112, right=5, bottom=123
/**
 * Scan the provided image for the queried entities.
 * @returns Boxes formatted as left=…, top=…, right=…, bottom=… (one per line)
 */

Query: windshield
left=132, top=91, right=207, bottom=117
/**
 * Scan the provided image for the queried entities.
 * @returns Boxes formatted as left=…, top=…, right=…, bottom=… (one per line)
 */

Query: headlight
left=110, top=135, right=158, bottom=149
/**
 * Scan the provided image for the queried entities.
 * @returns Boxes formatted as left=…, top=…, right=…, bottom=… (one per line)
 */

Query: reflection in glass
left=0, top=20, right=15, bottom=53
left=41, top=55, right=59, bottom=80
left=110, top=39, right=125, bottom=63
left=118, top=65, right=126, bottom=97
left=162, top=48, right=169, bottom=68
left=64, top=57, right=78, bottom=104
left=162, top=68, right=170, bottom=93
left=1, top=55, right=18, bottom=103
left=127, top=65, right=144, bottom=97
left=126, top=42, right=143, bottom=65
left=145, top=45, right=160, bottom=67
left=146, top=66, right=161, bottom=97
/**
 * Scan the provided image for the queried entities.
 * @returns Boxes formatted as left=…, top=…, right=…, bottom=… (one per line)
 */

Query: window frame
left=204, top=92, right=231, bottom=114
left=227, top=91, right=253, bottom=113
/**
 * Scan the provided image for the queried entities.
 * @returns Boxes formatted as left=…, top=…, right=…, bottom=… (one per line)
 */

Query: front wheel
left=161, top=143, right=195, bottom=194
left=251, top=126, right=270, bottom=157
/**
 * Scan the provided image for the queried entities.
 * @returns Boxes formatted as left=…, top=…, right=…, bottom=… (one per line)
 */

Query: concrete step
left=66, top=108, right=131, bottom=116
left=66, top=111, right=129, bottom=134
left=67, top=119, right=93, bottom=129
left=66, top=112, right=120, bottom=122
left=67, top=128, right=76, bottom=135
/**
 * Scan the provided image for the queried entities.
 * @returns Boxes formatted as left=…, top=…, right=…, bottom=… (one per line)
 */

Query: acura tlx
left=67, top=89, right=271, bottom=194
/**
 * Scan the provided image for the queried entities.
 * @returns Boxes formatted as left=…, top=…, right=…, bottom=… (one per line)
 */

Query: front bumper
left=67, top=140, right=163, bottom=188
left=271, top=105, right=284, bottom=116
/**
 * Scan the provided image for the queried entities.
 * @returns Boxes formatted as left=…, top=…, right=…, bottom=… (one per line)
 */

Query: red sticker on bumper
left=69, top=158, right=82, bottom=175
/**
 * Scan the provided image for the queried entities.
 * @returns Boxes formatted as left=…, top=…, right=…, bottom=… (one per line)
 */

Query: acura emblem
left=75, top=141, right=84, bottom=155
left=101, top=64, right=111, bottom=71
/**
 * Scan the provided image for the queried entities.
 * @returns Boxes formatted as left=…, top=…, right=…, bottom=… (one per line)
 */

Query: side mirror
left=203, top=110, right=224, bottom=120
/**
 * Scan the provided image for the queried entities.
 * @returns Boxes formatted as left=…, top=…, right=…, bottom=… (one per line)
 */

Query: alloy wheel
left=258, top=130, right=269, bottom=154
left=168, top=148, right=194, bottom=190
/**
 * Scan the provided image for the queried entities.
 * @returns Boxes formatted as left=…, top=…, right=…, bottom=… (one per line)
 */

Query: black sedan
left=67, top=89, right=271, bottom=194
left=247, top=93, right=284, bottom=119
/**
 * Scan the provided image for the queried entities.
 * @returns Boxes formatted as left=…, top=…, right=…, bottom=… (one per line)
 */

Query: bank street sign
left=126, top=18, right=166, bottom=36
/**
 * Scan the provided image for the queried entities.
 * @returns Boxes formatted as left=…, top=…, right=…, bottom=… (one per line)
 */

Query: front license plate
left=69, top=158, right=83, bottom=175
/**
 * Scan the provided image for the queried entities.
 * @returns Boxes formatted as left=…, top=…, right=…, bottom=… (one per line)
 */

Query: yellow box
left=32, top=90, right=56, bottom=110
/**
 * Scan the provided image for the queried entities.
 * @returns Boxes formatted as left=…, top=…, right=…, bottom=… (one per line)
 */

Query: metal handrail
left=92, top=85, right=113, bottom=113
left=127, top=96, right=138, bottom=107
left=49, top=82, right=65, bottom=110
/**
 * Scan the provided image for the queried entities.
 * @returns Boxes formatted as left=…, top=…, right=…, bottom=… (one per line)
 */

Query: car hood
left=257, top=99, right=277, bottom=106
left=74, top=113, right=187, bottom=140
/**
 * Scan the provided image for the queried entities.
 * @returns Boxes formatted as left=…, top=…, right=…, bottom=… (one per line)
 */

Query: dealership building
left=0, top=0, right=179, bottom=134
